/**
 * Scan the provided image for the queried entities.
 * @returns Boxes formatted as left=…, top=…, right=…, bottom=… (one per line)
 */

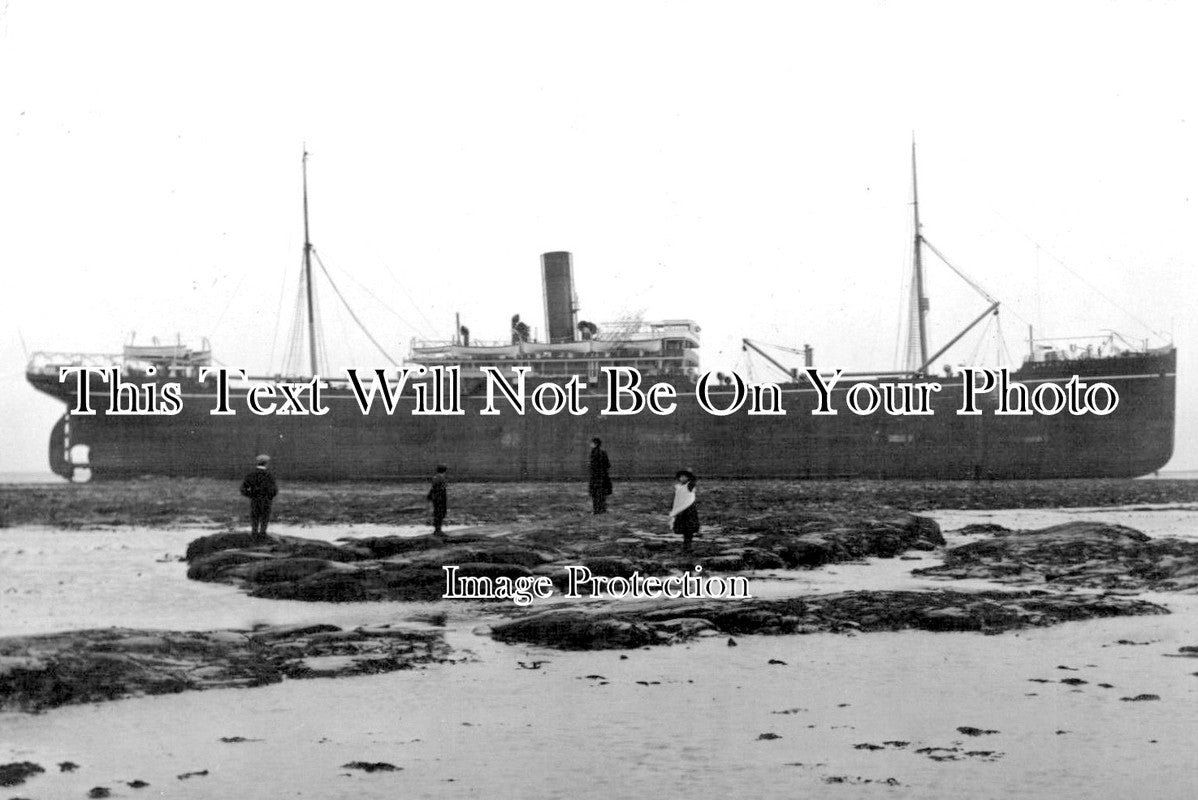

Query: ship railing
left=410, top=320, right=701, bottom=352
left=26, top=351, right=126, bottom=376
left=1025, top=332, right=1160, bottom=364
left=411, top=338, right=515, bottom=350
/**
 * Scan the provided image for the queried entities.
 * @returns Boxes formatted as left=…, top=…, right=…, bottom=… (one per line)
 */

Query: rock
left=0, top=656, right=47, bottom=677
left=354, top=535, right=447, bottom=559
left=0, top=625, right=451, bottom=712
left=491, top=610, right=659, bottom=650
left=271, top=536, right=368, bottom=563
left=652, top=618, right=715, bottom=637
left=916, top=521, right=1198, bottom=592
left=88, top=787, right=111, bottom=798
left=176, top=770, right=209, bottom=780
left=455, top=562, right=535, bottom=581
left=342, top=761, right=400, bottom=772
left=94, top=636, right=168, bottom=652
left=408, top=543, right=549, bottom=569
left=579, top=557, right=642, bottom=579
left=919, top=608, right=975, bottom=632
left=957, top=726, right=998, bottom=736
left=184, top=509, right=948, bottom=602
left=185, top=532, right=264, bottom=561
left=1120, top=694, right=1160, bottom=702
left=186, top=549, right=270, bottom=581
left=701, top=554, right=753, bottom=571
left=748, top=535, right=834, bottom=568
left=203, top=631, right=250, bottom=645
left=253, top=569, right=379, bottom=602
left=127, top=779, right=150, bottom=788
left=0, top=761, right=44, bottom=787
left=953, top=523, right=1011, bottom=536
left=483, top=590, right=1166, bottom=651
left=238, top=558, right=339, bottom=584
left=757, top=732, right=782, bottom=740
left=250, top=623, right=342, bottom=641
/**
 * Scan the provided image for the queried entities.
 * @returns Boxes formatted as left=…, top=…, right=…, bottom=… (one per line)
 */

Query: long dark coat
left=588, top=447, right=612, bottom=497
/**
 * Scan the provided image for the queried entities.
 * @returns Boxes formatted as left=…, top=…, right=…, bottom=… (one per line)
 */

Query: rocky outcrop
left=915, top=521, right=1198, bottom=592
left=0, top=623, right=451, bottom=712
left=490, top=589, right=1167, bottom=650
left=184, top=511, right=944, bottom=602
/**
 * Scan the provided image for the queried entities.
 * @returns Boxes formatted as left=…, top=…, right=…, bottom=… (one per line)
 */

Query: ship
left=26, top=150, right=1176, bottom=482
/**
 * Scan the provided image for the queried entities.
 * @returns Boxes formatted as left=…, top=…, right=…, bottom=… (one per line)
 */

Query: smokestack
left=541, top=251, right=577, bottom=344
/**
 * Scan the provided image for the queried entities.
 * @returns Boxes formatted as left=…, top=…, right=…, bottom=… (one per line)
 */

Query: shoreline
left=5, top=476, right=1198, bottom=530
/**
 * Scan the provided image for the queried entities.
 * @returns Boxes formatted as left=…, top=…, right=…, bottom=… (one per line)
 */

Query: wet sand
left=2, top=481, right=1197, bottom=798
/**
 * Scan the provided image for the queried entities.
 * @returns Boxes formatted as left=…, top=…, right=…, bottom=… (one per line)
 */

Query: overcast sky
left=1, top=1, right=1194, bottom=473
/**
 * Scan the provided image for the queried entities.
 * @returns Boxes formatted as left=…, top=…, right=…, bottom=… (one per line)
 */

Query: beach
left=2, top=479, right=1197, bottom=798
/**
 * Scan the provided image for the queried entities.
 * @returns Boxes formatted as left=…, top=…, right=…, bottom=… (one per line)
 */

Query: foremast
left=908, top=140, right=930, bottom=370
left=904, top=141, right=1000, bottom=377
left=302, top=147, right=319, bottom=376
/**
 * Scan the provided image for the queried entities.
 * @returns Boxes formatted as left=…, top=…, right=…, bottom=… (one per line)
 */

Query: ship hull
left=29, top=351, right=1176, bottom=481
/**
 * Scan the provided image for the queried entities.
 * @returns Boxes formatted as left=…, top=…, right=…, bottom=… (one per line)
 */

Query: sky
left=0, top=0, right=1194, bottom=473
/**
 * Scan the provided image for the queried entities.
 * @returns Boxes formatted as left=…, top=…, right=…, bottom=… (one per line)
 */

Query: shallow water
left=1, top=509, right=1196, bottom=798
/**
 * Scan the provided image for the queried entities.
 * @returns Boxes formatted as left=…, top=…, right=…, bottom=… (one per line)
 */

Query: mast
left=910, top=139, right=929, bottom=370
left=302, top=146, right=318, bottom=376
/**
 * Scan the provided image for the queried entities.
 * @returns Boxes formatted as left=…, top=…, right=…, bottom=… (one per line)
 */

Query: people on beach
left=588, top=437, right=612, bottom=514
left=428, top=464, right=449, bottom=536
left=240, top=454, right=278, bottom=539
left=669, top=469, right=699, bottom=553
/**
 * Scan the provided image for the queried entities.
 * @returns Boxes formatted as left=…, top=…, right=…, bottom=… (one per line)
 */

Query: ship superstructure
left=409, top=252, right=700, bottom=382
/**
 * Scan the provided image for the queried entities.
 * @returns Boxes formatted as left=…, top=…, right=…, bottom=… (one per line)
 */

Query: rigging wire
left=330, top=274, right=357, bottom=368
left=321, top=252, right=434, bottom=339
left=988, top=208, right=1168, bottom=341
left=315, top=283, right=330, bottom=376
left=965, top=313, right=994, bottom=365
left=312, top=249, right=401, bottom=366
left=269, top=253, right=302, bottom=374
left=374, top=256, right=442, bottom=337
left=209, top=266, right=252, bottom=344
left=282, top=270, right=308, bottom=376
left=920, top=228, right=1036, bottom=352
left=920, top=236, right=997, bottom=304
left=765, top=342, right=809, bottom=357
